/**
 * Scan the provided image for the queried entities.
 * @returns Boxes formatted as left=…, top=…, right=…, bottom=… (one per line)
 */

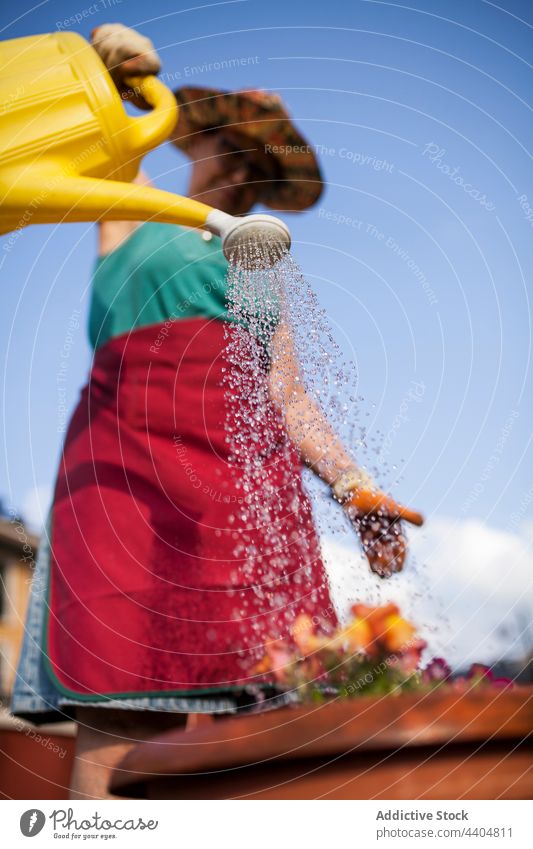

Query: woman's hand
left=344, top=499, right=408, bottom=578
left=342, top=486, right=424, bottom=578
left=91, top=23, right=161, bottom=107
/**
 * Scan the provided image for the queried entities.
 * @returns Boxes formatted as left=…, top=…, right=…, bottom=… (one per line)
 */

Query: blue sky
left=1, top=1, right=532, bottom=664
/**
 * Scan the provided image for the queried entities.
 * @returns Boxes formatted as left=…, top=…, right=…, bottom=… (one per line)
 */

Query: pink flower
left=422, top=657, right=452, bottom=684
left=466, top=663, right=513, bottom=688
left=291, top=615, right=328, bottom=653
left=393, top=638, right=428, bottom=674
left=467, top=663, right=491, bottom=681
left=254, top=641, right=294, bottom=685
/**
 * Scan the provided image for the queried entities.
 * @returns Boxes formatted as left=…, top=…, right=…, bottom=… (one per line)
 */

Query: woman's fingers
left=91, top=24, right=162, bottom=110
left=342, top=486, right=422, bottom=577
left=91, top=24, right=161, bottom=81
left=346, top=507, right=408, bottom=578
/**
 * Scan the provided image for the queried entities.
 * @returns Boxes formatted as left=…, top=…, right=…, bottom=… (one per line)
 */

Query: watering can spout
left=0, top=173, right=291, bottom=267
left=0, top=174, right=216, bottom=232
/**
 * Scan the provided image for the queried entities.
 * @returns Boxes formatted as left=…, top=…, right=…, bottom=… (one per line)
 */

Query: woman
left=10, top=25, right=421, bottom=799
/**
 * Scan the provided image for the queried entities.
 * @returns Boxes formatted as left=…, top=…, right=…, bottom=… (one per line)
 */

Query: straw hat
left=171, top=86, right=323, bottom=211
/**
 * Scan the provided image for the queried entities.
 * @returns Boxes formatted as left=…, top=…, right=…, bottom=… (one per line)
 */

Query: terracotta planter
left=0, top=720, right=75, bottom=799
left=110, top=686, right=533, bottom=800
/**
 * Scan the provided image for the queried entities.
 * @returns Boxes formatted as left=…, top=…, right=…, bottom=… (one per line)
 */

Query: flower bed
left=254, top=603, right=512, bottom=702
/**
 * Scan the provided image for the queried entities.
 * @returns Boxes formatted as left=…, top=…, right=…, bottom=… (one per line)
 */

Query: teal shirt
left=88, top=223, right=230, bottom=351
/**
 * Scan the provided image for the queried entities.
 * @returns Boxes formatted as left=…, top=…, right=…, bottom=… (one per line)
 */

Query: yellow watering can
left=0, top=31, right=290, bottom=266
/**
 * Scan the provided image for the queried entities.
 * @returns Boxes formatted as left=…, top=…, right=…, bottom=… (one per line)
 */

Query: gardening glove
left=332, top=468, right=424, bottom=578
left=91, top=23, right=161, bottom=109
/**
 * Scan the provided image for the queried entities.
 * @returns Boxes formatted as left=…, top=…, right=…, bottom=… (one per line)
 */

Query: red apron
left=46, top=317, right=337, bottom=698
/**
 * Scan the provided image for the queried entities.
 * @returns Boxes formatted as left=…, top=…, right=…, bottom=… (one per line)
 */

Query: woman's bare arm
left=268, top=321, right=357, bottom=485
left=267, top=321, right=423, bottom=577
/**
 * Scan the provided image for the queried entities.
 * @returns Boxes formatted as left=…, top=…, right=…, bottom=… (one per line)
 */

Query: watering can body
left=0, top=31, right=216, bottom=235
left=0, top=31, right=291, bottom=265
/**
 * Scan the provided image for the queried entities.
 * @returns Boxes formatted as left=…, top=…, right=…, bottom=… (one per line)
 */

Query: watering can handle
left=121, top=74, right=178, bottom=158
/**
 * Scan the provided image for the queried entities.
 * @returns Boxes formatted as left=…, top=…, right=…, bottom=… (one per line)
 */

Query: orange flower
left=380, top=611, right=417, bottom=653
left=255, top=603, right=425, bottom=692
left=350, top=602, right=418, bottom=657
left=351, top=601, right=399, bottom=625
left=253, top=655, right=272, bottom=675
left=332, top=617, right=373, bottom=653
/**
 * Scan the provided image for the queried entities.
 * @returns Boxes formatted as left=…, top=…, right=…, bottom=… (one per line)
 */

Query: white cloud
left=320, top=515, right=533, bottom=669
left=21, top=483, right=53, bottom=533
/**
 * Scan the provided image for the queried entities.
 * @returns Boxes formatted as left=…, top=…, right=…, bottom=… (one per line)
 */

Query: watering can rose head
left=205, top=211, right=291, bottom=268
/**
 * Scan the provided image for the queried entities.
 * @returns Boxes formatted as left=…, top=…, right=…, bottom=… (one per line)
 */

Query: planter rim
left=110, top=685, right=533, bottom=795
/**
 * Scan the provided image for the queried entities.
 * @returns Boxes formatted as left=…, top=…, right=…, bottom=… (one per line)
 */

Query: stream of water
left=222, top=239, right=445, bottom=663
